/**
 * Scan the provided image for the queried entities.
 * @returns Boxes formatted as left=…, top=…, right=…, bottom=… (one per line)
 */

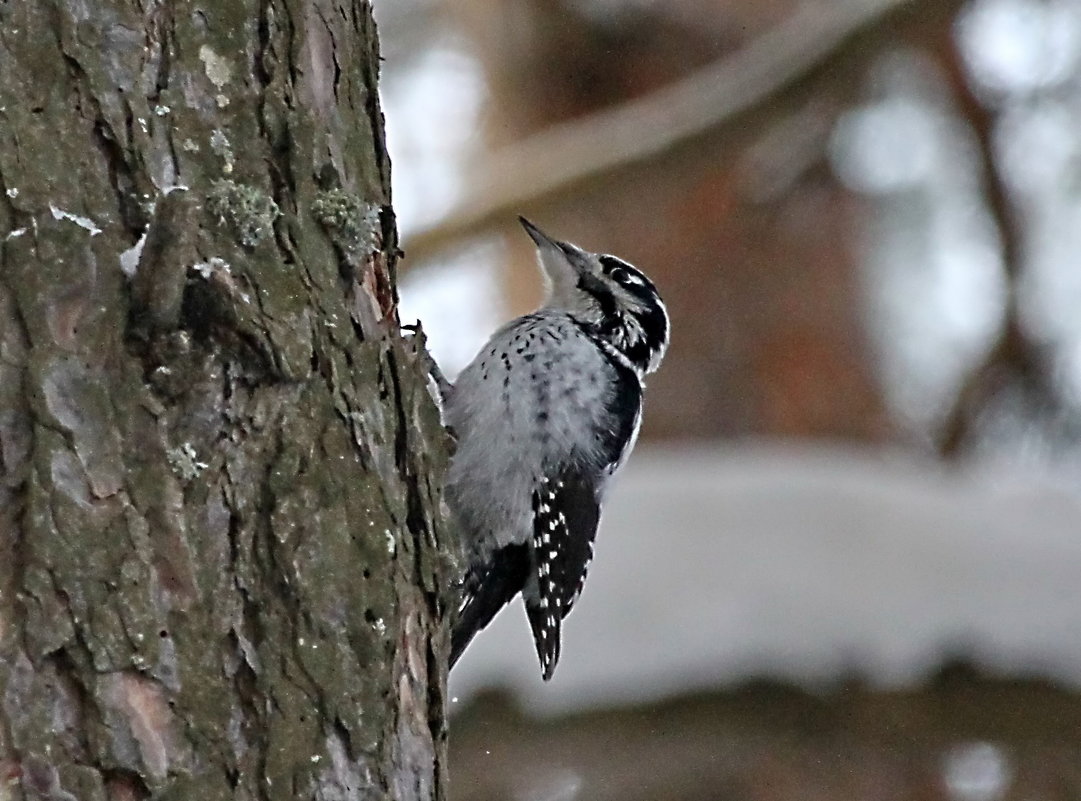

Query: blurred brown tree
left=415, top=0, right=1070, bottom=451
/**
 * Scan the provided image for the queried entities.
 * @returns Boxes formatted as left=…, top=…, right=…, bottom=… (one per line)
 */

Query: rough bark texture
left=0, top=2, right=454, bottom=800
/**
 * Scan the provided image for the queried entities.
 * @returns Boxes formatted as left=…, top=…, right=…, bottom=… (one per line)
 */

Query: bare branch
left=403, top=0, right=916, bottom=263
left=931, top=24, right=1054, bottom=456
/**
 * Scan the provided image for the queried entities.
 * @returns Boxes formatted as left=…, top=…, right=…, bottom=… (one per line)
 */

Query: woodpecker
left=445, top=217, right=669, bottom=680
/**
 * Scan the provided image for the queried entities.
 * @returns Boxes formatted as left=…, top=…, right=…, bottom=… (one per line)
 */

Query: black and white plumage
left=445, top=217, right=669, bottom=680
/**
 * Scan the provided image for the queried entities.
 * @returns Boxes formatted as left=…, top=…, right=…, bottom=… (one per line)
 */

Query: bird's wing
left=524, top=468, right=601, bottom=680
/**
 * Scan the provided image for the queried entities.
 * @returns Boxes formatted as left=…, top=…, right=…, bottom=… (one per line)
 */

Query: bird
left=444, top=216, right=669, bottom=680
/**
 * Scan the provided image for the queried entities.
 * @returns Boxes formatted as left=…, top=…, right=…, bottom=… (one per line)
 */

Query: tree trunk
left=0, top=2, right=454, bottom=800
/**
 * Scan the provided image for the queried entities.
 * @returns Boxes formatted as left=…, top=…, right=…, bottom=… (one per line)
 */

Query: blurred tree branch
left=402, top=0, right=920, bottom=264
left=931, top=27, right=1057, bottom=457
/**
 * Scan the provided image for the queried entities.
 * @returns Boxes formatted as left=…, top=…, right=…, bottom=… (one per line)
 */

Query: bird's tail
left=450, top=543, right=530, bottom=669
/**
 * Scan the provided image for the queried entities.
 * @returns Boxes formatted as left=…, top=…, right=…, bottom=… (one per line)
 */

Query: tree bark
left=0, top=2, right=454, bottom=800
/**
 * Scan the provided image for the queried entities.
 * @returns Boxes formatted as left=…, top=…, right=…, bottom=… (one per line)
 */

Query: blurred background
left=373, top=0, right=1081, bottom=798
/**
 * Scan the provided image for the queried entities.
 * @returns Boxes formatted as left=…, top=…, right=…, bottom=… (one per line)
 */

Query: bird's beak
left=519, top=217, right=588, bottom=297
left=518, top=216, right=575, bottom=255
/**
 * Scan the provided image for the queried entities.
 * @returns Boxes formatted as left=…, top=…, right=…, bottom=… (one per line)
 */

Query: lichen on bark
left=0, top=1, right=454, bottom=800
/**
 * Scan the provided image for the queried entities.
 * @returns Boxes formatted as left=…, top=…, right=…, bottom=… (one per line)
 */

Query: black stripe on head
left=599, top=256, right=668, bottom=372
left=599, top=255, right=654, bottom=297
left=577, top=271, right=619, bottom=319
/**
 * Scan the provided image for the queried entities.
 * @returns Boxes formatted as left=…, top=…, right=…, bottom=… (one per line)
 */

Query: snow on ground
left=449, top=443, right=1081, bottom=713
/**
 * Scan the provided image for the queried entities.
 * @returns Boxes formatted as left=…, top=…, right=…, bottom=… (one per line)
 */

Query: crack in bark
left=103, top=767, right=151, bottom=801
left=0, top=168, right=26, bottom=228
left=147, top=0, right=181, bottom=185
left=178, top=277, right=282, bottom=383
left=0, top=246, right=34, bottom=720
left=315, top=4, right=343, bottom=105
left=58, top=52, right=147, bottom=237
left=0, top=249, right=34, bottom=657
left=40, top=648, right=96, bottom=763
left=257, top=0, right=298, bottom=262
left=44, top=570, right=98, bottom=679
left=357, top=4, right=392, bottom=200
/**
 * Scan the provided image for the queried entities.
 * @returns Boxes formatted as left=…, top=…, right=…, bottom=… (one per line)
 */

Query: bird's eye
left=609, top=266, right=630, bottom=283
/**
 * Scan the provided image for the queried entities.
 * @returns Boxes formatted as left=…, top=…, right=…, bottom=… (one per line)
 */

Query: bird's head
left=520, top=216, right=669, bottom=376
